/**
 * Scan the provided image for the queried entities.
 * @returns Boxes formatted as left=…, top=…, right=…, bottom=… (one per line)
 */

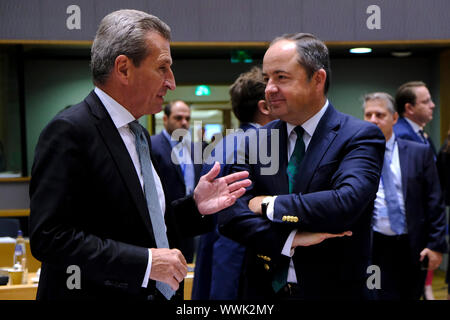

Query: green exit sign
left=231, top=50, right=253, bottom=63
left=195, top=85, right=211, bottom=96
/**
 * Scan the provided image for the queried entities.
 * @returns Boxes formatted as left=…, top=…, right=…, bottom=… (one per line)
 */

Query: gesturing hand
left=149, top=248, right=188, bottom=291
left=194, top=162, right=251, bottom=215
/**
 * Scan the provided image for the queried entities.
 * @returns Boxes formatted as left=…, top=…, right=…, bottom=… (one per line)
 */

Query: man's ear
left=114, top=55, right=131, bottom=85
left=404, top=102, right=415, bottom=116
left=392, top=111, right=399, bottom=125
left=314, top=69, right=326, bottom=92
left=257, top=100, right=270, bottom=115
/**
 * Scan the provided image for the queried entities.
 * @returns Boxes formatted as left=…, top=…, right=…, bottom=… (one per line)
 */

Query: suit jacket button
left=264, top=263, right=270, bottom=271
left=282, top=216, right=287, bottom=221
left=293, top=217, right=299, bottom=223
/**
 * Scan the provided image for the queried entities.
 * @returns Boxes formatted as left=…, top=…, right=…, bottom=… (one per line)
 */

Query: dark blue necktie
left=381, top=145, right=405, bottom=235
left=418, top=130, right=429, bottom=146
left=128, top=121, right=174, bottom=300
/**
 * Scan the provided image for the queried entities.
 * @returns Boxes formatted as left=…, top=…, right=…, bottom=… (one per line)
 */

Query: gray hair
left=91, top=9, right=171, bottom=85
left=363, top=92, right=396, bottom=114
left=270, top=33, right=331, bottom=95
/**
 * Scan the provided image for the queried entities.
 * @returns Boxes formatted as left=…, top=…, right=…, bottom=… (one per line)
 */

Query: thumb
left=419, top=249, right=428, bottom=261
left=202, top=161, right=220, bottom=182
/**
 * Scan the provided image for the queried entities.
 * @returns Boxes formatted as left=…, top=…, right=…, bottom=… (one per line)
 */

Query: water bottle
left=13, top=230, right=27, bottom=283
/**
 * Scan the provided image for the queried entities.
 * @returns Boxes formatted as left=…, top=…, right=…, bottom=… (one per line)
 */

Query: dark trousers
left=372, top=231, right=426, bottom=300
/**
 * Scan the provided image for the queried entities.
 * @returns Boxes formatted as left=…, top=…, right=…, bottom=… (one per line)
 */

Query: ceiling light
left=391, top=51, right=412, bottom=58
left=349, top=47, right=372, bottom=54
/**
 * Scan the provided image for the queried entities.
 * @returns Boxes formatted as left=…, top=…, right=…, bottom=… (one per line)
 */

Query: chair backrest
left=0, top=218, right=20, bottom=238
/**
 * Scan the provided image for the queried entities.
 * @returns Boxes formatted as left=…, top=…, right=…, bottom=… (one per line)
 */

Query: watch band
left=261, top=196, right=272, bottom=219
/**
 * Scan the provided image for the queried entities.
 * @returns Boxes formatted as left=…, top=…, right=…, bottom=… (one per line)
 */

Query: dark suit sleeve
left=29, top=118, right=149, bottom=294
left=272, top=124, right=384, bottom=233
left=218, top=163, right=294, bottom=261
left=421, top=146, right=448, bottom=253
left=170, top=195, right=214, bottom=237
left=219, top=122, right=384, bottom=259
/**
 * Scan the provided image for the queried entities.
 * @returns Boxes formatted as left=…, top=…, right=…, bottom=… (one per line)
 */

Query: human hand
left=420, top=248, right=443, bottom=270
left=248, top=196, right=267, bottom=215
left=149, top=248, right=188, bottom=290
left=292, top=231, right=352, bottom=248
left=194, top=162, right=251, bottom=215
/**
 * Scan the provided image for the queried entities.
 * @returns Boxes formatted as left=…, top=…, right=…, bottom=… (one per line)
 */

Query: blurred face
left=263, top=40, right=321, bottom=125
left=127, top=32, right=176, bottom=118
left=364, top=99, right=398, bottom=140
left=408, top=86, right=435, bottom=127
left=164, top=101, right=191, bottom=135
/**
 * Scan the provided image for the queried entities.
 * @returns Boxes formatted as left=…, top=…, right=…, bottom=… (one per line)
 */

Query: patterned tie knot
left=128, top=120, right=142, bottom=136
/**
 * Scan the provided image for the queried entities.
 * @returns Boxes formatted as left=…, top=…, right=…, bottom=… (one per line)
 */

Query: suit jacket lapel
left=293, top=104, right=339, bottom=193
left=270, top=120, right=289, bottom=194
left=85, top=91, right=155, bottom=238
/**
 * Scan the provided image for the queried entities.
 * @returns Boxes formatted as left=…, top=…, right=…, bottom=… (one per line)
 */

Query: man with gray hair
left=363, top=92, right=447, bottom=300
left=29, top=9, right=251, bottom=300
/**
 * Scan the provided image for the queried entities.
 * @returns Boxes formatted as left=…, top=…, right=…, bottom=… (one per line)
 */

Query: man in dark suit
left=193, top=66, right=277, bottom=300
left=363, top=92, right=447, bottom=300
left=393, top=81, right=439, bottom=299
left=218, top=33, right=385, bottom=300
left=394, top=81, right=437, bottom=154
left=29, top=9, right=251, bottom=301
left=151, top=100, right=202, bottom=263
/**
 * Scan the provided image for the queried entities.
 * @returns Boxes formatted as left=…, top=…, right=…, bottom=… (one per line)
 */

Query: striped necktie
left=128, top=121, right=175, bottom=300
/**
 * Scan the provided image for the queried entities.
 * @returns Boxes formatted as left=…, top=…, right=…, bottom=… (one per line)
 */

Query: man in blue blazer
left=393, top=81, right=439, bottom=299
left=151, top=100, right=202, bottom=263
left=393, top=81, right=437, bottom=154
left=363, top=92, right=447, bottom=300
left=193, top=66, right=276, bottom=300
left=218, top=33, right=385, bottom=300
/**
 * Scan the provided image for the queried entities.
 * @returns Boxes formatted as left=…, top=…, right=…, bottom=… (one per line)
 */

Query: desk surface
left=0, top=272, right=38, bottom=300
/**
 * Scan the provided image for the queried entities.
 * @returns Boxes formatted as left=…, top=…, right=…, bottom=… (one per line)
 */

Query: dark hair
left=229, top=66, right=265, bottom=123
left=271, top=33, right=331, bottom=95
left=395, top=81, right=427, bottom=116
left=164, top=100, right=189, bottom=117
left=91, top=9, right=171, bottom=85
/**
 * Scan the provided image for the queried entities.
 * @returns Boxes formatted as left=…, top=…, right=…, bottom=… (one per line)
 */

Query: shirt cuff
left=266, top=196, right=277, bottom=221
left=141, top=249, right=152, bottom=288
left=282, top=230, right=297, bottom=257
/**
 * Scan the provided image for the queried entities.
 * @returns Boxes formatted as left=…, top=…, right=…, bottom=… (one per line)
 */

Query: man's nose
left=165, top=70, right=176, bottom=90
left=265, top=79, right=278, bottom=94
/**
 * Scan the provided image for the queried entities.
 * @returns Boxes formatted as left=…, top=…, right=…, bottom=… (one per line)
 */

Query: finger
left=173, top=266, right=187, bottom=283
left=227, top=179, right=252, bottom=193
left=201, top=162, right=221, bottom=181
left=167, top=277, right=179, bottom=291
left=223, top=170, right=249, bottom=184
left=419, top=249, right=427, bottom=261
left=230, top=187, right=247, bottom=199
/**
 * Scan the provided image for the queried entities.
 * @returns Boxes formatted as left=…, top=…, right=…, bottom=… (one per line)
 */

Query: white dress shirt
left=404, top=117, right=422, bottom=137
left=372, top=134, right=407, bottom=235
left=94, top=87, right=166, bottom=288
left=266, top=100, right=329, bottom=284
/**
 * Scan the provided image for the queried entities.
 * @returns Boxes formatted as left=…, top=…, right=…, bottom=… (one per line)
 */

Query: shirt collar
left=248, top=122, right=262, bottom=129
left=94, top=87, right=136, bottom=129
left=404, top=117, right=422, bottom=133
left=386, top=133, right=396, bottom=152
left=286, top=99, right=329, bottom=138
